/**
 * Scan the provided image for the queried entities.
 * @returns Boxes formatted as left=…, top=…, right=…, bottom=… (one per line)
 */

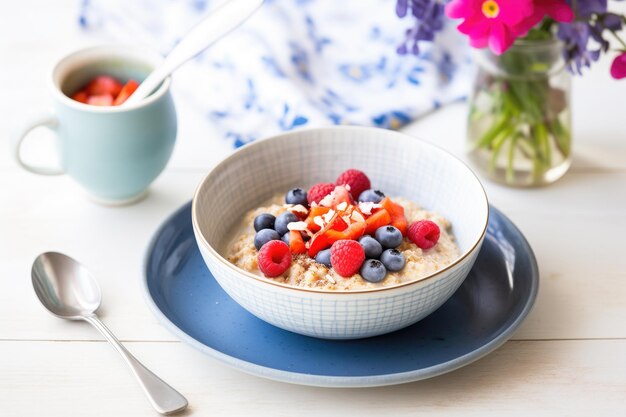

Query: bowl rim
left=192, top=126, right=489, bottom=295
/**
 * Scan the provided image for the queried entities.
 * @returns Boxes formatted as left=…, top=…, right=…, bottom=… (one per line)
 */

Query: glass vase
left=467, top=39, right=572, bottom=187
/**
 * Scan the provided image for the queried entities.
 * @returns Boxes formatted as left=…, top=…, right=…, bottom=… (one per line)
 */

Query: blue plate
left=142, top=202, right=538, bottom=387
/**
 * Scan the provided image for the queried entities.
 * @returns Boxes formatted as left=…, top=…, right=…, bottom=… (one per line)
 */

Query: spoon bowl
left=32, top=252, right=101, bottom=319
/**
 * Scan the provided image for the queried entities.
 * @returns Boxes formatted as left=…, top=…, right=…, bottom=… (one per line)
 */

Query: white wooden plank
left=0, top=339, right=624, bottom=416
left=1, top=170, right=625, bottom=342
left=0, top=170, right=203, bottom=342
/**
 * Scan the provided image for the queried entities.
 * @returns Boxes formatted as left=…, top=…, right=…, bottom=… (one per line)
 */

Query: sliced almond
left=289, top=204, right=309, bottom=215
left=358, top=202, right=374, bottom=215
left=287, top=221, right=308, bottom=231
left=319, top=193, right=334, bottom=207
left=325, top=274, right=336, bottom=284
left=351, top=211, right=365, bottom=223
left=323, top=209, right=336, bottom=223
left=336, top=201, right=348, bottom=211
left=313, top=216, right=325, bottom=228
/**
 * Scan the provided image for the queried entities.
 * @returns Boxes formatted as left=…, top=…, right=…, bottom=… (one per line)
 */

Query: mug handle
left=13, top=114, right=65, bottom=175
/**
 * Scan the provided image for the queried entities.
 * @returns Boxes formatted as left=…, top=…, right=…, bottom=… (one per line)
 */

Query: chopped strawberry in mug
left=86, top=94, right=114, bottom=106
left=70, top=91, right=88, bottom=104
left=69, top=75, right=140, bottom=106
left=113, top=80, right=139, bottom=105
left=85, top=76, right=122, bottom=97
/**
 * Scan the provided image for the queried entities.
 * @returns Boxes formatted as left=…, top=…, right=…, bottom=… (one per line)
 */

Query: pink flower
left=445, top=0, right=535, bottom=54
left=610, top=52, right=626, bottom=79
left=514, top=0, right=574, bottom=35
left=445, top=0, right=574, bottom=55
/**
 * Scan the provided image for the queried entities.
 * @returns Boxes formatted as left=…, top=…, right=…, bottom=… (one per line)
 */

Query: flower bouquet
left=397, top=0, right=626, bottom=186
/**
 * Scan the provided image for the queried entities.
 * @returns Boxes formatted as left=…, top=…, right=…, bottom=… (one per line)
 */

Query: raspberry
left=330, top=240, right=365, bottom=277
left=336, top=169, right=371, bottom=201
left=257, top=240, right=292, bottom=277
left=407, top=220, right=440, bottom=249
left=308, top=182, right=335, bottom=205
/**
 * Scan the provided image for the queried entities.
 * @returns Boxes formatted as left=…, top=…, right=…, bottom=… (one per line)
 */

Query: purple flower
left=601, top=13, right=624, bottom=32
left=396, top=0, right=449, bottom=55
left=567, top=0, right=608, bottom=18
left=558, top=0, right=625, bottom=74
left=557, top=21, right=601, bottom=74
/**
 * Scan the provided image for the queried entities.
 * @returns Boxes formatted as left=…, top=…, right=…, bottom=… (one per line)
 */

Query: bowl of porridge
left=192, top=126, right=488, bottom=339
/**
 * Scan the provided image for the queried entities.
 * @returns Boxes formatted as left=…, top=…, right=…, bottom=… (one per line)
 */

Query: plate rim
left=141, top=202, right=539, bottom=388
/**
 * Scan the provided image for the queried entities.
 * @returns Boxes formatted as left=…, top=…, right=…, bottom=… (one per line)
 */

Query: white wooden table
left=2, top=1, right=626, bottom=415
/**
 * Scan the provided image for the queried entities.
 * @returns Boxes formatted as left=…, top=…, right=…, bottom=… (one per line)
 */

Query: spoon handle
left=123, top=0, right=264, bottom=106
left=83, top=315, right=188, bottom=415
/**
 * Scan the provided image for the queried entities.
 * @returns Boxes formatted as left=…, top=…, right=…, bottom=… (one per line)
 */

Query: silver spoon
left=31, top=252, right=188, bottom=415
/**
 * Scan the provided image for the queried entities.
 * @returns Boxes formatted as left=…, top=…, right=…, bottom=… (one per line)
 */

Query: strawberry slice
left=289, top=231, right=306, bottom=255
left=307, top=232, right=330, bottom=258
left=113, top=80, right=139, bottom=105
left=329, top=215, right=348, bottom=231
left=305, top=206, right=331, bottom=233
left=345, top=221, right=367, bottom=239
left=380, top=197, right=407, bottom=236
left=307, top=221, right=366, bottom=257
left=307, top=211, right=340, bottom=257
left=86, top=76, right=123, bottom=97
left=326, top=221, right=366, bottom=242
left=365, top=208, right=392, bottom=235
left=71, top=91, right=88, bottom=104
left=86, top=94, right=114, bottom=106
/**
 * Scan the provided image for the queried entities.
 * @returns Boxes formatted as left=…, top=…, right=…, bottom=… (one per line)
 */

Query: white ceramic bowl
left=192, top=126, right=489, bottom=339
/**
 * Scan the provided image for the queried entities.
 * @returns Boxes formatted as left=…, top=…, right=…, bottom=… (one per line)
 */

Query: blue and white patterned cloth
left=79, top=0, right=471, bottom=147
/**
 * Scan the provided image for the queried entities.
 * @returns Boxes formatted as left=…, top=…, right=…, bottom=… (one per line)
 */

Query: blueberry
left=281, top=233, right=290, bottom=245
left=380, top=249, right=406, bottom=272
left=358, top=235, right=382, bottom=259
left=254, top=229, right=281, bottom=250
left=253, top=213, right=276, bottom=232
left=358, top=189, right=385, bottom=203
left=285, top=188, right=308, bottom=206
left=315, top=248, right=331, bottom=267
left=375, top=225, right=403, bottom=249
left=360, top=259, right=387, bottom=283
left=275, top=211, right=299, bottom=236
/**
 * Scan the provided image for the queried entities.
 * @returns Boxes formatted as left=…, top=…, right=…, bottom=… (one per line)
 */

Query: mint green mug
left=14, top=45, right=177, bottom=205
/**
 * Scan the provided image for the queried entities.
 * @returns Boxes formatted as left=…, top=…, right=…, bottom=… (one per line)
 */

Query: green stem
left=609, top=30, right=626, bottom=50
left=532, top=150, right=544, bottom=183
left=506, top=133, right=520, bottom=183
left=489, top=125, right=517, bottom=173
left=538, top=123, right=551, bottom=166
left=473, top=111, right=511, bottom=149
left=516, top=137, right=535, bottom=159
left=550, top=119, right=571, bottom=158
left=532, top=124, right=550, bottom=181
